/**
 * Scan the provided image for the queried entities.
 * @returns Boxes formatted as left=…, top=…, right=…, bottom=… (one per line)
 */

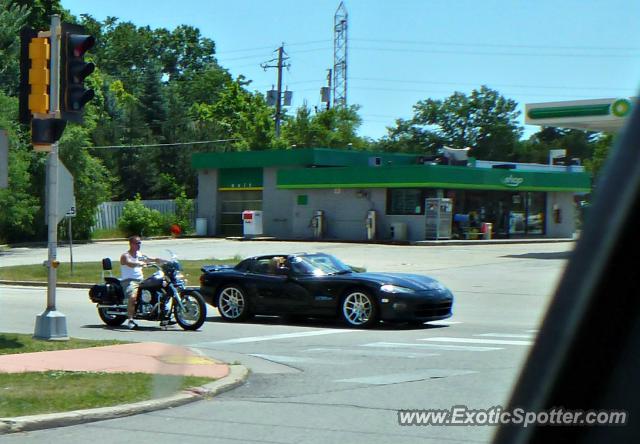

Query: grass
left=0, top=257, right=366, bottom=283
left=0, top=333, right=215, bottom=417
left=0, top=258, right=240, bottom=284
left=0, top=333, right=128, bottom=355
left=89, top=227, right=128, bottom=240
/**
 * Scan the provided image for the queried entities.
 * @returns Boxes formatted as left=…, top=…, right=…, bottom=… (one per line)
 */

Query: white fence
left=93, top=200, right=194, bottom=231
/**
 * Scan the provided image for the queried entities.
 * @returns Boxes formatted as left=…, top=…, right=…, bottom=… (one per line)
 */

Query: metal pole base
left=34, top=309, right=69, bottom=340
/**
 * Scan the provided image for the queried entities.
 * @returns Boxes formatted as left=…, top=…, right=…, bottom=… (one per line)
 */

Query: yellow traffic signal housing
left=28, top=37, right=50, bottom=115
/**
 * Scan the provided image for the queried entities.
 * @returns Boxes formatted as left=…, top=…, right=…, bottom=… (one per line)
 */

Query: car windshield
left=290, top=254, right=352, bottom=276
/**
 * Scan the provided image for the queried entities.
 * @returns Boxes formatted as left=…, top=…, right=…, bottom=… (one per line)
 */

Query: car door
left=244, top=258, right=288, bottom=313
left=281, top=274, right=339, bottom=316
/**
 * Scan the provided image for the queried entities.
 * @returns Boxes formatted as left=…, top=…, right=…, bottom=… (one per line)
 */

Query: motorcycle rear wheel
left=98, top=307, right=127, bottom=326
left=174, top=291, right=206, bottom=330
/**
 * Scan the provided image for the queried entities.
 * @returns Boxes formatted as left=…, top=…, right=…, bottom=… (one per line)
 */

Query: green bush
left=173, top=191, right=194, bottom=234
left=118, top=195, right=163, bottom=237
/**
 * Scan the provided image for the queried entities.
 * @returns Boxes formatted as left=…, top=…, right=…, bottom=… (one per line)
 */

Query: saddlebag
left=89, top=283, right=120, bottom=304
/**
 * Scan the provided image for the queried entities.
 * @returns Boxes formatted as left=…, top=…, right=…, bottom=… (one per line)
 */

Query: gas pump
left=311, top=210, right=325, bottom=238
left=366, top=210, right=376, bottom=240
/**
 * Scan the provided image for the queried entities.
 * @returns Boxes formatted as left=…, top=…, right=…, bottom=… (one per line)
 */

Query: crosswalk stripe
left=335, top=369, right=477, bottom=385
left=249, top=354, right=343, bottom=365
left=305, top=347, right=440, bottom=358
left=362, top=341, right=501, bottom=352
left=200, top=329, right=359, bottom=345
left=427, top=320, right=463, bottom=326
left=421, top=337, right=533, bottom=346
left=476, top=333, right=535, bottom=339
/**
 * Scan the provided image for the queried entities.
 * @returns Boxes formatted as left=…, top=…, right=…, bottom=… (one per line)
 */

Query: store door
left=219, top=190, right=262, bottom=236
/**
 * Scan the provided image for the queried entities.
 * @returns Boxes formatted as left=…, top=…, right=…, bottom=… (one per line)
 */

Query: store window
left=387, top=189, right=436, bottom=215
left=526, top=193, right=546, bottom=234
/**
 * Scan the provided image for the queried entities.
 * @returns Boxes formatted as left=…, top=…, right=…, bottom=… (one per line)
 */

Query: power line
left=215, top=39, right=331, bottom=55
left=350, top=45, right=640, bottom=59
left=351, top=38, right=640, bottom=52
left=350, top=77, right=631, bottom=92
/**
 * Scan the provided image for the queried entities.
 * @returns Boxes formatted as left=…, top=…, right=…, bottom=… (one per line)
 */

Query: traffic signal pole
left=34, top=14, right=67, bottom=340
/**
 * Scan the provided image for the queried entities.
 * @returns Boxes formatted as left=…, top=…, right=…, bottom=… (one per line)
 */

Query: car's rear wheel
left=217, top=285, right=250, bottom=322
left=341, top=290, right=378, bottom=328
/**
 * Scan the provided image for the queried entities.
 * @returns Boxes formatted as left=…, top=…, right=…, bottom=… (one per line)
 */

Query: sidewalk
left=0, top=342, right=249, bottom=434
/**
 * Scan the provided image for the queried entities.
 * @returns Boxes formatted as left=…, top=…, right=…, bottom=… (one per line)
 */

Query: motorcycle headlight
left=380, top=284, right=416, bottom=294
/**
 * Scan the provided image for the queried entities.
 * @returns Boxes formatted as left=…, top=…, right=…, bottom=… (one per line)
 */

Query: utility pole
left=261, top=44, right=290, bottom=138
left=320, top=68, right=332, bottom=110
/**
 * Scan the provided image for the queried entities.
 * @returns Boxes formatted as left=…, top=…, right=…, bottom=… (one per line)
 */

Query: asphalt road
left=0, top=239, right=573, bottom=443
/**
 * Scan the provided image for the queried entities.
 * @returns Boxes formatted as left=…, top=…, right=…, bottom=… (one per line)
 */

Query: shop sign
left=502, top=174, right=524, bottom=188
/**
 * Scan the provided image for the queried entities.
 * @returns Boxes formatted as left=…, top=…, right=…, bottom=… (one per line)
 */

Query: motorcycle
left=89, top=252, right=207, bottom=330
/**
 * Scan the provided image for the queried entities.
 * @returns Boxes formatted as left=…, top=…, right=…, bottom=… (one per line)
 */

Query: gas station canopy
left=525, top=97, right=634, bottom=133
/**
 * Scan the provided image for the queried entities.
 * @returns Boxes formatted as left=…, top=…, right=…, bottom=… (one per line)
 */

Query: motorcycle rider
left=120, top=236, right=163, bottom=329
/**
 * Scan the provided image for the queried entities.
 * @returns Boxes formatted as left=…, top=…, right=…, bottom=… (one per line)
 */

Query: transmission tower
left=333, top=1, right=348, bottom=108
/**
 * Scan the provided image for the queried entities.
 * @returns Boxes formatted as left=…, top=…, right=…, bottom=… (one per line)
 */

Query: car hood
left=350, top=272, right=450, bottom=292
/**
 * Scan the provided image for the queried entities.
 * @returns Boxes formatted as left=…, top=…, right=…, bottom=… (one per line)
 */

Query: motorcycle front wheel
left=174, top=291, right=207, bottom=330
left=98, top=307, right=127, bottom=326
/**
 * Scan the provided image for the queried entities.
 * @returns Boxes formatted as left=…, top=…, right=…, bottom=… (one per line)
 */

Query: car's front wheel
left=341, top=290, right=378, bottom=328
left=217, top=285, right=250, bottom=322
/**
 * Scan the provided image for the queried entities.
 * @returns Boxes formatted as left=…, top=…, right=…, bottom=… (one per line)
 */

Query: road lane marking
left=306, top=347, right=440, bottom=359
left=249, top=354, right=345, bottom=365
left=476, top=333, right=535, bottom=339
left=201, top=329, right=360, bottom=345
left=335, top=369, right=477, bottom=385
left=426, top=320, right=463, bottom=326
left=362, top=341, right=501, bottom=352
left=421, top=337, right=533, bottom=346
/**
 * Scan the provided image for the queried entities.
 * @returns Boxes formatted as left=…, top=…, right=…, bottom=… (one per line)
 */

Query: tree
left=0, top=92, right=39, bottom=242
left=189, top=79, right=275, bottom=151
left=279, top=104, right=367, bottom=149
left=9, top=0, right=66, bottom=32
left=376, top=118, right=444, bottom=154
left=382, top=86, right=523, bottom=160
left=583, top=133, right=615, bottom=183
left=58, top=125, right=112, bottom=240
left=0, top=0, right=30, bottom=95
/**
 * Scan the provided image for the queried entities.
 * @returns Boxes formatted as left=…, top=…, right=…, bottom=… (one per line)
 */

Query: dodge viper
left=199, top=252, right=453, bottom=328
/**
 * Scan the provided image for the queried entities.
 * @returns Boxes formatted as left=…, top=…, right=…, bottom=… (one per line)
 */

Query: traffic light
left=31, top=118, right=67, bottom=151
left=19, top=28, right=50, bottom=124
left=60, top=23, right=95, bottom=123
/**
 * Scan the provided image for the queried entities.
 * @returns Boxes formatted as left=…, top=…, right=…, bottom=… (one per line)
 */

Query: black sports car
left=199, top=253, right=453, bottom=328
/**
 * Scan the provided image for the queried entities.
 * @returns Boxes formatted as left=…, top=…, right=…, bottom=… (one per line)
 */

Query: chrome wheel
left=174, top=292, right=206, bottom=330
left=217, top=285, right=249, bottom=321
left=342, top=291, right=377, bottom=327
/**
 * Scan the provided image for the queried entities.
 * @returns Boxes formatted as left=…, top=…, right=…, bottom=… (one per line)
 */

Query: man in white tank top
left=120, top=235, right=161, bottom=329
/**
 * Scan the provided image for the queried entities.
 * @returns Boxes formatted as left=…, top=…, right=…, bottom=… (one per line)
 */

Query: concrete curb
left=0, top=280, right=91, bottom=289
left=0, top=364, right=249, bottom=434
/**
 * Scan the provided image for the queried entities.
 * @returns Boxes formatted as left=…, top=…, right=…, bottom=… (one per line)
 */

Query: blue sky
left=61, top=0, right=640, bottom=140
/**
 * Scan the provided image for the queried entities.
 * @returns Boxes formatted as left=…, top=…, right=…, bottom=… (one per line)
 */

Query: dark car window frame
left=494, top=99, right=640, bottom=443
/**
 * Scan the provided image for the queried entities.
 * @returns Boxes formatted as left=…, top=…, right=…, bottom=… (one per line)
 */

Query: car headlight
left=380, top=284, right=416, bottom=294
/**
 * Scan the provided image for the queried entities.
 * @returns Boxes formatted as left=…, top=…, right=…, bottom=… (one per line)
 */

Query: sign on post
left=44, top=158, right=75, bottom=225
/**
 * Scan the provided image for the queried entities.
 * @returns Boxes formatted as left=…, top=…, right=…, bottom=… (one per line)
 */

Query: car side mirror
left=275, top=266, right=290, bottom=276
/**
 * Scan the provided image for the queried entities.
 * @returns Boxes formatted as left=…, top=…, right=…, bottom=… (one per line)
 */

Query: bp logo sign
left=611, top=98, right=632, bottom=118
left=502, top=174, right=524, bottom=188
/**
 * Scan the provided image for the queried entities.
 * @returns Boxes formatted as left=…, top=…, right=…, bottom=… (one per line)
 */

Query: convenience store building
left=192, top=148, right=590, bottom=241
